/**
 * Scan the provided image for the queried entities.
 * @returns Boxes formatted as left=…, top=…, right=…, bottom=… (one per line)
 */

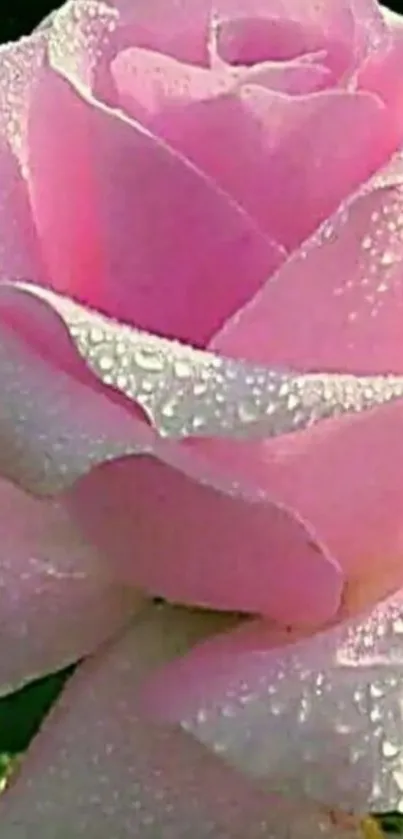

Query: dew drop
left=394, top=770, right=403, bottom=791
left=369, top=683, right=385, bottom=699
left=191, top=415, right=206, bottom=431
left=393, top=617, right=403, bottom=634
left=193, top=382, right=208, bottom=396
left=98, top=353, right=114, bottom=372
left=89, top=326, right=104, bottom=344
left=237, top=400, right=259, bottom=424
left=380, top=250, right=397, bottom=267
left=382, top=740, right=400, bottom=758
left=173, top=360, right=192, bottom=379
left=134, top=347, right=164, bottom=372
left=160, top=398, right=178, bottom=419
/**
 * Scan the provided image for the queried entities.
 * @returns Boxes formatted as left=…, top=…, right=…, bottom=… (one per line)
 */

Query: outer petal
left=0, top=38, right=48, bottom=280
left=0, top=317, right=155, bottom=495
left=0, top=604, right=364, bottom=839
left=0, top=477, right=137, bottom=697
left=13, top=283, right=403, bottom=443
left=0, top=301, right=344, bottom=625
left=193, top=398, right=403, bottom=617
left=25, top=0, right=282, bottom=347
left=8, top=283, right=403, bottom=622
left=66, top=454, right=342, bottom=625
left=143, top=592, right=403, bottom=814
left=357, top=6, right=403, bottom=141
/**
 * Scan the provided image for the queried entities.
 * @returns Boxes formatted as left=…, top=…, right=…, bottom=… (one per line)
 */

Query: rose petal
left=67, top=454, right=343, bottom=625
left=0, top=33, right=45, bottom=162
left=213, top=12, right=351, bottom=79
left=357, top=6, right=403, bottom=142
left=211, top=0, right=386, bottom=75
left=0, top=297, right=343, bottom=624
left=26, top=58, right=281, bottom=348
left=192, top=394, right=403, bottom=617
left=0, top=476, right=137, bottom=697
left=7, top=281, right=403, bottom=621
left=0, top=317, right=157, bottom=495
left=0, top=134, right=45, bottom=282
left=143, top=592, right=403, bottom=813
left=112, top=42, right=392, bottom=250
left=350, top=0, right=387, bottom=63
left=13, top=282, right=403, bottom=443
left=106, top=0, right=215, bottom=64
left=211, top=150, right=403, bottom=375
left=0, top=38, right=47, bottom=280
left=240, top=55, right=332, bottom=94
left=0, top=604, right=364, bottom=839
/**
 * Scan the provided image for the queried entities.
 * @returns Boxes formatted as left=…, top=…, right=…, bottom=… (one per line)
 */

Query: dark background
left=0, top=0, right=402, bottom=775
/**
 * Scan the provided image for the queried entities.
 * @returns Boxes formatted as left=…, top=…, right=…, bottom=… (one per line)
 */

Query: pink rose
left=2, top=0, right=403, bottom=835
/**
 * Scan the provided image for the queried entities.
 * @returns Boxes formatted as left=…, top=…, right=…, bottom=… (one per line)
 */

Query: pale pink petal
left=0, top=135, right=45, bottom=282
left=349, top=0, right=388, bottom=64
left=240, top=55, right=332, bottom=94
left=0, top=604, right=364, bottom=838
left=143, top=592, right=403, bottom=813
left=19, top=283, right=403, bottom=444
left=0, top=292, right=341, bottom=624
left=110, top=46, right=234, bottom=116
left=0, top=316, right=155, bottom=495
left=26, top=56, right=281, bottom=347
left=211, top=151, right=403, bottom=374
left=112, top=48, right=395, bottom=250
left=211, top=0, right=386, bottom=78
left=0, top=34, right=45, bottom=163
left=10, top=283, right=403, bottom=623
left=9, top=281, right=403, bottom=624
left=0, top=38, right=48, bottom=281
left=193, top=395, right=403, bottom=617
left=212, top=10, right=351, bottom=80
left=106, top=0, right=214, bottom=64
left=0, top=477, right=138, bottom=697
left=67, top=454, right=342, bottom=625
left=357, top=7, right=403, bottom=141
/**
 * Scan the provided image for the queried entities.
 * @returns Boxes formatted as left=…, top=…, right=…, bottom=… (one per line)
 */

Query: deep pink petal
left=26, top=60, right=281, bottom=346
left=0, top=476, right=137, bottom=697
left=112, top=49, right=395, bottom=250
left=67, top=453, right=342, bottom=625
left=0, top=604, right=364, bottom=838
left=143, top=592, right=403, bottom=813
left=211, top=151, right=403, bottom=374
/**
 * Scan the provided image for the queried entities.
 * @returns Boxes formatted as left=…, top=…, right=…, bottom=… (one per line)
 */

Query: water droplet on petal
left=382, top=740, right=400, bottom=758
left=237, top=400, right=259, bottom=424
